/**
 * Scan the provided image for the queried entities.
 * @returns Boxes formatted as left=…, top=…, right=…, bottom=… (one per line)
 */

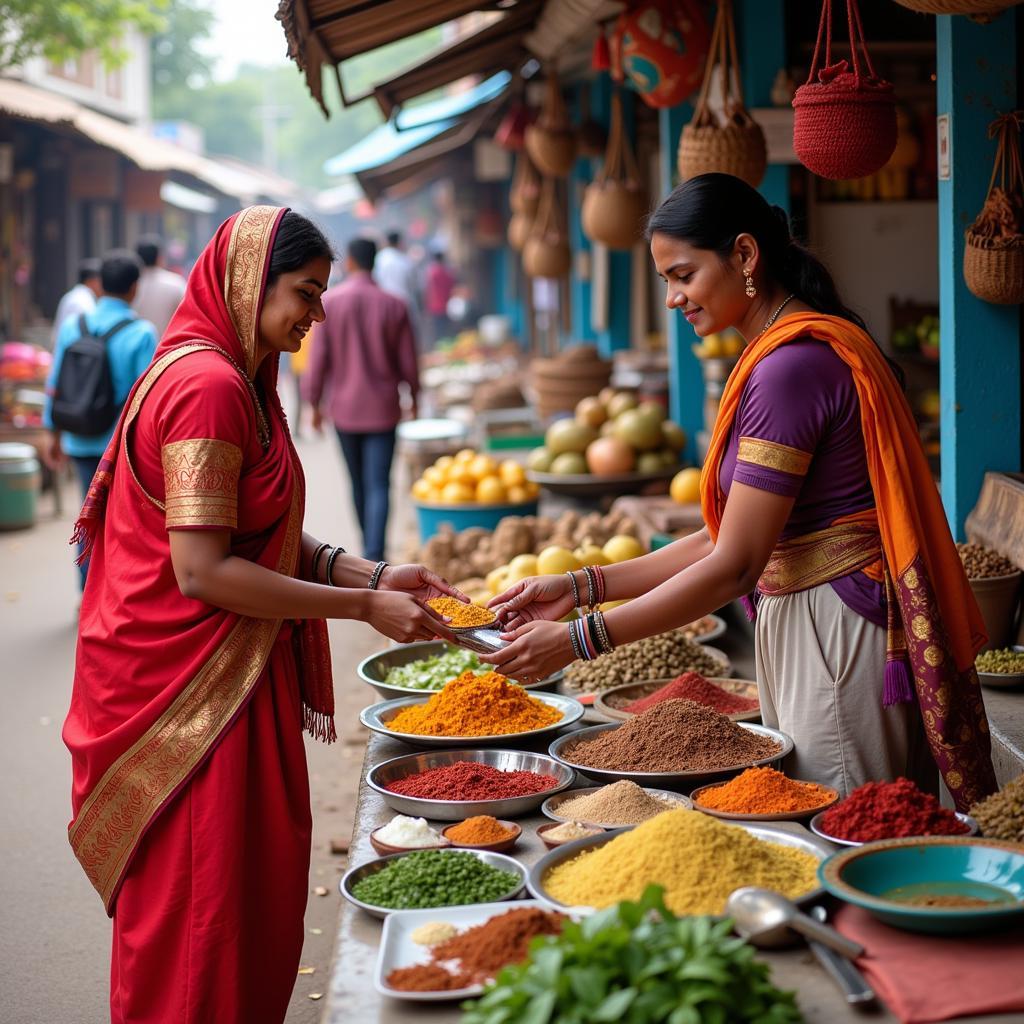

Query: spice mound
left=427, top=596, right=497, bottom=628
left=819, top=778, right=971, bottom=843
left=976, top=648, right=1024, bottom=674
left=623, top=671, right=759, bottom=716
left=562, top=699, right=781, bottom=773
left=697, top=767, right=835, bottom=816
left=386, top=761, right=560, bottom=801
left=957, top=542, right=1017, bottom=579
left=445, top=815, right=516, bottom=845
left=350, top=849, right=518, bottom=910
left=543, top=821, right=603, bottom=843
left=410, top=922, right=457, bottom=947
left=385, top=907, right=566, bottom=991
left=971, top=772, right=1024, bottom=842
left=386, top=671, right=562, bottom=737
left=543, top=808, right=819, bottom=915
left=556, top=780, right=684, bottom=826
left=375, top=815, right=449, bottom=848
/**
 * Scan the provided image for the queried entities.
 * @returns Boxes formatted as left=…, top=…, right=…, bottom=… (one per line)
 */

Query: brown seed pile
left=562, top=699, right=781, bottom=773
left=957, top=543, right=1018, bottom=579
left=970, top=772, right=1024, bottom=842
left=556, top=780, right=684, bottom=825
left=564, top=631, right=727, bottom=694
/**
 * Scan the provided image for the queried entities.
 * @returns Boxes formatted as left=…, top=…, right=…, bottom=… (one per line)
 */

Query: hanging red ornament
left=591, top=26, right=611, bottom=72
left=494, top=101, right=534, bottom=151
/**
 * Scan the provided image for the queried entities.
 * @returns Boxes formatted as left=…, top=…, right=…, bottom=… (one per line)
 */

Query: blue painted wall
left=936, top=11, right=1020, bottom=539
left=569, top=82, right=596, bottom=344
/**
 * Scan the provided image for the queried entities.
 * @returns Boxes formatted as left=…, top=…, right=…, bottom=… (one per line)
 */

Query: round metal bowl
left=357, top=640, right=563, bottom=699
left=690, top=614, right=727, bottom=644
left=977, top=669, right=1024, bottom=690
left=367, top=748, right=577, bottom=821
left=340, top=848, right=526, bottom=920
left=527, top=822, right=832, bottom=913
left=360, top=691, right=585, bottom=749
left=541, top=785, right=693, bottom=828
left=527, top=467, right=676, bottom=498
left=690, top=780, right=839, bottom=822
left=809, top=811, right=979, bottom=848
left=593, top=677, right=760, bottom=724
left=547, top=722, right=793, bottom=790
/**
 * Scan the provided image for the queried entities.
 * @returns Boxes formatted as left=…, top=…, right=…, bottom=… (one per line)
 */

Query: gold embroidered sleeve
left=737, top=436, right=813, bottom=476
left=162, top=438, right=243, bottom=529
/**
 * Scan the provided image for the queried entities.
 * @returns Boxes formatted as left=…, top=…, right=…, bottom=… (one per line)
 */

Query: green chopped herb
left=383, top=647, right=488, bottom=690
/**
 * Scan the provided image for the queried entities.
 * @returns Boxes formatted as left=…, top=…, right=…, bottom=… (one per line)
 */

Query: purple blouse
left=720, top=340, right=886, bottom=628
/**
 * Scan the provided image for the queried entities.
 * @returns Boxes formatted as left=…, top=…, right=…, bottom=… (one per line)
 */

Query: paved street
left=0, top=420, right=402, bottom=1023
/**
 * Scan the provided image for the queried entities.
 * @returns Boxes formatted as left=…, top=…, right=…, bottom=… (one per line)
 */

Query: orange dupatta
left=701, top=312, right=995, bottom=809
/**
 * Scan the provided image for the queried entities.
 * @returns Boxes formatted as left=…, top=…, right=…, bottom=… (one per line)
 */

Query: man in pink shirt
left=424, top=250, right=456, bottom=347
left=303, top=237, right=419, bottom=561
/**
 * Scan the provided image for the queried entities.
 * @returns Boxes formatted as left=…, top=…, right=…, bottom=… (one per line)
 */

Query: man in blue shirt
left=45, top=249, right=158, bottom=587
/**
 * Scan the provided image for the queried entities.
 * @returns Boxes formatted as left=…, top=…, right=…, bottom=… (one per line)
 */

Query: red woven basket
left=793, top=0, right=896, bottom=180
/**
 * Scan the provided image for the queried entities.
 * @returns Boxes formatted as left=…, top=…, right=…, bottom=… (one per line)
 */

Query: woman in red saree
left=64, top=206, right=459, bottom=1024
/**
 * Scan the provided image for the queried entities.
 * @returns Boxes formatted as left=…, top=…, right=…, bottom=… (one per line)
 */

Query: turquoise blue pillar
left=659, top=101, right=701, bottom=465
left=936, top=12, right=1020, bottom=539
left=569, top=83, right=596, bottom=343
left=736, top=0, right=789, bottom=214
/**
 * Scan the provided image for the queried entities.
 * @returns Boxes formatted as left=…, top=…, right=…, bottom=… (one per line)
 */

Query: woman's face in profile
left=650, top=232, right=747, bottom=338
left=259, top=256, right=331, bottom=355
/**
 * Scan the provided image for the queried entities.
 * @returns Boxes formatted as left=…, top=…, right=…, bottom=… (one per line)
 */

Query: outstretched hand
left=478, top=619, right=575, bottom=683
left=379, top=563, right=468, bottom=605
left=366, top=589, right=458, bottom=645
left=488, top=574, right=575, bottom=632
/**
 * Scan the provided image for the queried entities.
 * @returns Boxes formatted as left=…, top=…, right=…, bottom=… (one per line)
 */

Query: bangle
left=567, top=621, right=583, bottom=661
left=312, top=542, right=330, bottom=582
left=566, top=570, right=580, bottom=608
left=585, top=612, right=602, bottom=656
left=595, top=609, right=615, bottom=654
left=592, top=564, right=606, bottom=606
left=325, top=546, right=345, bottom=586
left=368, top=560, right=388, bottom=591
left=582, top=565, right=595, bottom=609
left=573, top=619, right=591, bottom=661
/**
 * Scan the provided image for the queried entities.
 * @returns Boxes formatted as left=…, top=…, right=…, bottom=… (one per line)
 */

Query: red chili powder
left=820, top=777, right=971, bottom=843
left=387, top=761, right=559, bottom=801
left=624, top=672, right=760, bottom=715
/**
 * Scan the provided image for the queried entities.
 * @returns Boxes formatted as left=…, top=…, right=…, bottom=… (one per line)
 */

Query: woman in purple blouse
left=483, top=175, right=994, bottom=801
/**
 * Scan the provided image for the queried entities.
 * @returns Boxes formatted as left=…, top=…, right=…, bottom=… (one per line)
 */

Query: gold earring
left=743, top=268, right=756, bottom=299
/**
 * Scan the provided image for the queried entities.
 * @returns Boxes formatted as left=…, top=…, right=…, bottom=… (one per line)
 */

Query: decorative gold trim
left=737, top=436, right=813, bottom=476
left=224, top=205, right=280, bottom=379
left=162, top=438, right=242, bottom=529
left=759, top=519, right=882, bottom=595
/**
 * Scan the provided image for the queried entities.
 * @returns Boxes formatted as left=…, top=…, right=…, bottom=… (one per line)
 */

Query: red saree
left=63, top=206, right=334, bottom=1023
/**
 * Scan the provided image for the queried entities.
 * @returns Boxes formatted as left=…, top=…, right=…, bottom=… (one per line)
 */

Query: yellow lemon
left=454, top=448, right=476, bottom=464
left=506, top=484, right=530, bottom=504
left=469, top=453, right=499, bottom=482
left=670, top=467, right=702, bottom=505
left=522, top=480, right=540, bottom=499
left=411, top=479, right=433, bottom=501
left=441, top=481, right=475, bottom=505
left=434, top=455, right=454, bottom=472
left=498, top=459, right=527, bottom=487
left=427, top=488, right=445, bottom=504
left=603, top=535, right=645, bottom=562
left=447, top=463, right=477, bottom=488
left=575, top=543, right=611, bottom=566
left=423, top=466, right=445, bottom=488
left=506, top=553, right=539, bottom=583
left=536, top=546, right=581, bottom=575
left=486, top=565, right=511, bottom=595
left=476, top=475, right=508, bottom=504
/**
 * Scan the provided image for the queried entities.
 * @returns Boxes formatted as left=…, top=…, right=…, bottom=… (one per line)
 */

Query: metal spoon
left=807, top=906, right=876, bottom=1007
left=726, top=887, right=864, bottom=960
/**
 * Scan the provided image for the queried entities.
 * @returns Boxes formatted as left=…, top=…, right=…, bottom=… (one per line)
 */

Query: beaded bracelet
left=592, top=564, right=607, bottom=606
left=574, top=618, right=597, bottom=661
left=566, top=570, right=581, bottom=608
left=311, top=542, right=330, bottom=583
left=582, top=565, right=596, bottom=609
left=325, top=546, right=346, bottom=586
left=567, top=620, right=584, bottom=661
left=368, top=560, right=389, bottom=591
left=594, top=609, right=615, bottom=654
left=585, top=612, right=602, bottom=657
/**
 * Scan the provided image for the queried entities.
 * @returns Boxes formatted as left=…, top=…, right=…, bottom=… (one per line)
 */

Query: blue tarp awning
left=323, top=71, right=510, bottom=177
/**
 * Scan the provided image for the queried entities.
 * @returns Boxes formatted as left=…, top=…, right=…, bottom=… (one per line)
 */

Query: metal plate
left=527, top=467, right=677, bottom=498
left=541, top=785, right=693, bottom=828
left=977, top=670, right=1024, bottom=690
left=526, top=822, right=832, bottom=912
left=809, top=811, right=979, bottom=848
left=691, top=613, right=727, bottom=644
left=547, top=721, right=793, bottom=790
left=360, top=691, right=585, bottom=748
left=340, top=848, right=526, bottom=920
left=367, top=748, right=577, bottom=821
left=690, top=781, right=839, bottom=822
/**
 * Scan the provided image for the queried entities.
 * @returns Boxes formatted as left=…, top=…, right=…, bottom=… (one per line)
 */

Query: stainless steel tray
left=541, top=785, right=693, bottom=828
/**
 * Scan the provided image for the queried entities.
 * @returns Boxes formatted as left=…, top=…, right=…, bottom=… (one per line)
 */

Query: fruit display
left=891, top=313, right=939, bottom=356
left=669, top=467, right=702, bottom=505
left=690, top=330, right=744, bottom=360
left=411, top=449, right=540, bottom=507
left=529, top=390, right=686, bottom=479
left=415, top=508, right=641, bottom=595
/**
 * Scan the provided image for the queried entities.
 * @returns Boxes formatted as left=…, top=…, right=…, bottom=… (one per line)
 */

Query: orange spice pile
left=698, top=767, right=834, bottom=815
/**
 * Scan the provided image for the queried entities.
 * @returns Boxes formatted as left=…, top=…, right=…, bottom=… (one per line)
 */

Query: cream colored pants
left=755, top=582, right=936, bottom=797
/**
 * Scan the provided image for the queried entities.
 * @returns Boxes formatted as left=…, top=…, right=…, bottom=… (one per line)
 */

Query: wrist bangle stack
left=580, top=564, right=607, bottom=610
left=567, top=620, right=584, bottom=661
left=311, top=543, right=330, bottom=583
left=325, top=546, right=346, bottom=586
left=566, top=570, right=581, bottom=608
left=368, top=560, right=388, bottom=591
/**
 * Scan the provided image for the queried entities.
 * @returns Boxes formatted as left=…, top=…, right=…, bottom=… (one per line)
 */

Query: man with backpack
left=45, top=249, right=158, bottom=588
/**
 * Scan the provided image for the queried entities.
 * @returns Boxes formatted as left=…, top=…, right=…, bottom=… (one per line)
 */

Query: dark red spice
left=624, top=672, right=760, bottom=715
left=387, top=761, right=559, bottom=801
left=820, top=778, right=971, bottom=842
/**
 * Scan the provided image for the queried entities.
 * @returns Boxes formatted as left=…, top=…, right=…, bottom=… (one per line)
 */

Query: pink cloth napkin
left=834, top=905, right=1024, bottom=1023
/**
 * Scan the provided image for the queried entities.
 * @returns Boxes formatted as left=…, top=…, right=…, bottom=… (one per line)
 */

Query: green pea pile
left=976, top=648, right=1024, bottom=674
left=351, top=850, right=518, bottom=910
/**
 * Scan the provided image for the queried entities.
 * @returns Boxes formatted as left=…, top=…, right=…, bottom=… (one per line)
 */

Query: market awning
left=160, top=180, right=219, bottom=214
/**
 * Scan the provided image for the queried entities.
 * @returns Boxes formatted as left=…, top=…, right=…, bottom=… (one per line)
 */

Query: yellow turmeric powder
left=542, top=808, right=819, bottom=915
left=387, top=671, right=562, bottom=737
left=428, top=597, right=497, bottom=628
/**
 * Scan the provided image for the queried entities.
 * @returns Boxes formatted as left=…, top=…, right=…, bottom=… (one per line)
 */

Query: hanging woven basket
left=524, top=67, right=577, bottom=178
left=891, top=0, right=1022, bottom=21
left=523, top=177, right=571, bottom=278
left=509, top=151, right=541, bottom=217
left=793, top=0, right=896, bottom=180
left=677, top=0, right=766, bottom=187
left=581, top=90, right=647, bottom=250
left=964, top=111, right=1024, bottom=305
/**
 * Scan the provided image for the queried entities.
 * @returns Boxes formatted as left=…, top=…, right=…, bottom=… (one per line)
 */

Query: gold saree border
left=162, top=438, right=243, bottom=529
left=759, top=520, right=882, bottom=595
left=224, top=205, right=279, bottom=379
left=737, top=436, right=812, bottom=477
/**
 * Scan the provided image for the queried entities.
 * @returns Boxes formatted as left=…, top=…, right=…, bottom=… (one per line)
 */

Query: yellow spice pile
left=543, top=808, right=819, bottom=915
left=427, top=596, right=497, bottom=628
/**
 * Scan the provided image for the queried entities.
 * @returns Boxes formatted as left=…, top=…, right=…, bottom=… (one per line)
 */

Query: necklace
left=759, top=293, right=796, bottom=336
left=220, top=350, right=272, bottom=450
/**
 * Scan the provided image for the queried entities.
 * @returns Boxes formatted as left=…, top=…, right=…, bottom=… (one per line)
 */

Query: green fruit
left=606, top=392, right=638, bottom=419
left=661, top=420, right=686, bottom=452
left=891, top=327, right=916, bottom=351
left=636, top=399, right=666, bottom=424
left=545, top=418, right=598, bottom=456
left=527, top=447, right=552, bottom=472
left=636, top=451, right=665, bottom=474
left=660, top=448, right=681, bottom=468
left=614, top=408, right=663, bottom=451
left=550, top=451, right=588, bottom=475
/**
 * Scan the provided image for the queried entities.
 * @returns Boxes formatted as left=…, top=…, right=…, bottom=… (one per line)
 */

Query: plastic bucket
left=970, top=571, right=1022, bottom=652
left=414, top=500, right=539, bottom=543
left=0, top=442, right=40, bottom=530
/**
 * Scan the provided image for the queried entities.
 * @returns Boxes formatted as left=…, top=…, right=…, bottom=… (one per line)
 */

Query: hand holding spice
left=428, top=596, right=497, bottom=628
left=444, top=815, right=517, bottom=845
left=623, top=671, right=759, bottom=715
left=387, top=761, right=560, bottom=801
left=696, top=767, right=835, bottom=816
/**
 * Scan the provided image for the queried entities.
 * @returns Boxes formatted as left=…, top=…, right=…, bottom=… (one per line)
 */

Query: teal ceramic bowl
left=820, top=836, right=1024, bottom=934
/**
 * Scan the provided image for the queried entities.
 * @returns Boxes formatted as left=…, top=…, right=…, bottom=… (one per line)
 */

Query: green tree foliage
left=0, top=0, right=165, bottom=72
left=151, top=0, right=214, bottom=92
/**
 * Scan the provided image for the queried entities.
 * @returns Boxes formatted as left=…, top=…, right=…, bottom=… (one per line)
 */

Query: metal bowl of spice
left=541, top=782, right=693, bottom=828
left=368, top=748, right=577, bottom=821
left=810, top=811, right=979, bottom=848
left=441, top=816, right=522, bottom=853
left=691, top=769, right=839, bottom=822
left=548, top=704, right=793, bottom=790
left=594, top=676, right=760, bottom=723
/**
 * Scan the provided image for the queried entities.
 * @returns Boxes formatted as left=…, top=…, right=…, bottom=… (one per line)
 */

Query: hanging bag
left=524, top=67, right=577, bottom=178
left=891, top=0, right=1021, bottom=21
left=792, top=0, right=896, bottom=180
left=677, top=0, right=766, bottom=188
left=964, top=111, right=1024, bottom=305
left=523, top=177, right=571, bottom=279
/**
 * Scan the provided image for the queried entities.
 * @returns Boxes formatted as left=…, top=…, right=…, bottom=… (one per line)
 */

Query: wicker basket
left=964, top=238, right=1024, bottom=305
left=509, top=151, right=540, bottom=217
left=676, top=0, right=766, bottom=188
left=892, top=0, right=1021, bottom=19
left=522, top=178, right=571, bottom=278
left=524, top=68, right=576, bottom=178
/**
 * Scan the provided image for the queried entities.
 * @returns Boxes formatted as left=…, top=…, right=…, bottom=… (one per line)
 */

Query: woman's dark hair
left=268, top=210, right=335, bottom=285
left=646, top=174, right=904, bottom=386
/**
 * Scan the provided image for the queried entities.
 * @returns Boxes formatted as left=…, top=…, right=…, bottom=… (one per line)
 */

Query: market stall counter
left=324, top=732, right=1021, bottom=1024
